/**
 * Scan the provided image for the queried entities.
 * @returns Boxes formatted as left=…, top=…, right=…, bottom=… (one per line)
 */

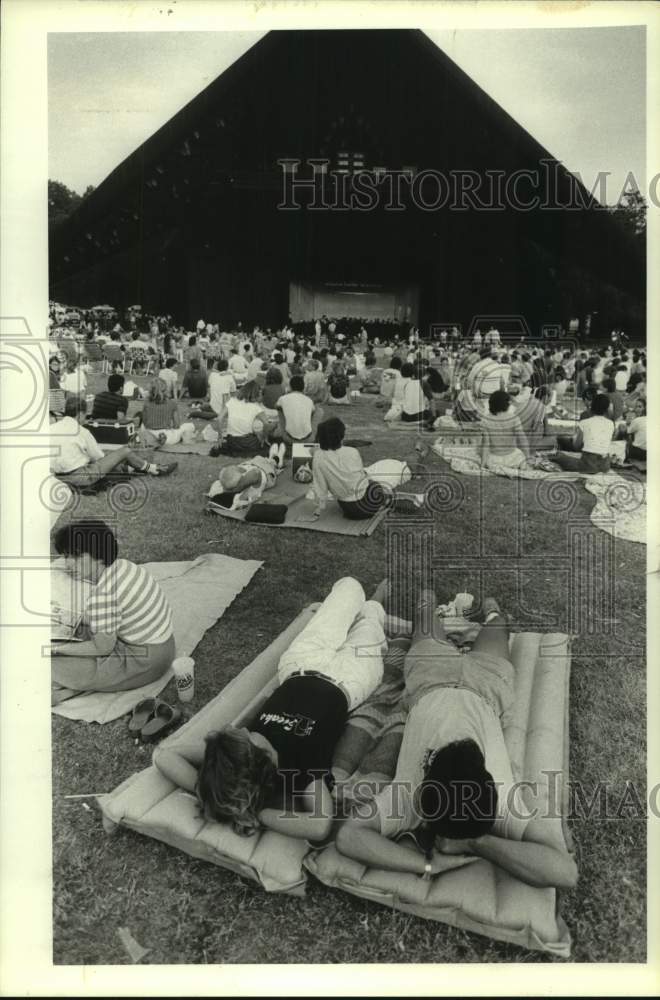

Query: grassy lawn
left=52, top=371, right=646, bottom=964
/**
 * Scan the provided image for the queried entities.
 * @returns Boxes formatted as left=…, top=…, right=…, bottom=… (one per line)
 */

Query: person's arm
left=81, top=427, right=105, bottom=463
left=310, top=457, right=328, bottom=516
left=442, top=815, right=578, bottom=889
left=170, top=403, right=180, bottom=429
left=336, top=811, right=459, bottom=875
left=276, top=401, right=287, bottom=437
left=309, top=401, right=321, bottom=436
left=153, top=743, right=204, bottom=794
left=515, top=421, right=531, bottom=459
left=52, top=631, right=117, bottom=658
left=258, top=778, right=334, bottom=841
left=572, top=426, right=585, bottom=452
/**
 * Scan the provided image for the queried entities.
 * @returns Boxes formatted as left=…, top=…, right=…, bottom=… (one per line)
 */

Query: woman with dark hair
left=550, top=392, right=614, bottom=473
left=308, top=417, right=416, bottom=521
left=480, top=390, right=532, bottom=470
left=51, top=519, right=175, bottom=704
left=335, top=590, right=577, bottom=890
left=422, top=364, right=450, bottom=426
left=262, top=365, right=286, bottom=409
left=153, top=577, right=388, bottom=839
left=327, top=359, right=350, bottom=404
left=400, top=362, right=432, bottom=424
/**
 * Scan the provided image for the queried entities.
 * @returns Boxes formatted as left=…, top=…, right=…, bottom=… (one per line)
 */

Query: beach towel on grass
left=205, top=459, right=410, bottom=537
left=585, top=474, right=646, bottom=545
left=431, top=440, right=581, bottom=481
left=101, top=607, right=574, bottom=955
left=206, top=487, right=386, bottom=536
left=52, top=553, right=262, bottom=724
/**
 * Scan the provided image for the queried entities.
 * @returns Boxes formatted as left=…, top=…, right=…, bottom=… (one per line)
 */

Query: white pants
left=278, top=577, right=386, bottom=711
left=141, top=422, right=196, bottom=446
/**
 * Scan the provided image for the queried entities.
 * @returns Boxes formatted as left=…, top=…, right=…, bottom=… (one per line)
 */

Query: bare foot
left=414, top=438, right=430, bottom=459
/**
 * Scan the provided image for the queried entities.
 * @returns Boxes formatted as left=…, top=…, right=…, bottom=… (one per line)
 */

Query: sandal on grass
left=128, top=697, right=159, bottom=732
left=140, top=702, right=182, bottom=743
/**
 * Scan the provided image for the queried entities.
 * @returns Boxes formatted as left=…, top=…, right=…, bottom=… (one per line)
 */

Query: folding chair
left=102, top=344, right=126, bottom=373
left=82, top=341, right=104, bottom=374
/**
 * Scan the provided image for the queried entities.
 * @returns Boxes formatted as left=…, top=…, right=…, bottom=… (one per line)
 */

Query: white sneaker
left=268, top=442, right=279, bottom=462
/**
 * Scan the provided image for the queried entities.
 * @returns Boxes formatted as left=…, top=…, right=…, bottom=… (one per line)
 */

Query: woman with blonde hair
left=138, top=378, right=195, bottom=447
left=217, top=380, right=276, bottom=455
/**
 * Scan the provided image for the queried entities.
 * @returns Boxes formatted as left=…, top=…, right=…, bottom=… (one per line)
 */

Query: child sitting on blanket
left=208, top=443, right=286, bottom=510
left=153, top=577, right=389, bottom=841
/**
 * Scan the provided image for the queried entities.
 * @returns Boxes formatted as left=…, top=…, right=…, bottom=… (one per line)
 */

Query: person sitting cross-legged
left=479, top=389, right=532, bottom=470
left=335, top=588, right=578, bottom=890
left=137, top=378, right=196, bottom=447
left=51, top=396, right=177, bottom=487
left=216, top=380, right=276, bottom=455
left=51, top=519, right=176, bottom=705
left=307, top=417, right=420, bottom=522
left=625, top=398, right=646, bottom=464
left=91, top=373, right=129, bottom=420
left=550, top=392, right=614, bottom=474
left=276, top=375, right=323, bottom=449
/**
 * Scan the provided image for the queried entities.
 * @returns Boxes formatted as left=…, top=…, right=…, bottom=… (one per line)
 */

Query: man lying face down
left=335, top=590, right=578, bottom=890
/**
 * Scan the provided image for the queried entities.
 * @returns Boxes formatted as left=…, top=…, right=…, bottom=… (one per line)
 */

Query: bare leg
left=472, top=597, right=510, bottom=660
left=90, top=446, right=145, bottom=476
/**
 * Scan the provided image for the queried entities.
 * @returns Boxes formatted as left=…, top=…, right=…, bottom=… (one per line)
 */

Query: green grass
left=52, top=375, right=646, bottom=964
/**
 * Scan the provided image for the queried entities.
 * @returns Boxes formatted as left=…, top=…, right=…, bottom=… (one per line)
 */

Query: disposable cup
left=172, top=656, right=195, bottom=703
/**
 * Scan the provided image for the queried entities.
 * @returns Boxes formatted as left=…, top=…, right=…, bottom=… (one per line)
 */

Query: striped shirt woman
left=85, top=559, right=173, bottom=644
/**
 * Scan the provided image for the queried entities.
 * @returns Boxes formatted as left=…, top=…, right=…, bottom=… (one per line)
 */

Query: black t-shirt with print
left=252, top=676, right=348, bottom=798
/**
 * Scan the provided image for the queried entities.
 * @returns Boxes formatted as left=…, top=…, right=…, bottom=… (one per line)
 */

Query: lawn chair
left=57, top=339, right=79, bottom=366
left=102, top=343, right=127, bottom=373
left=126, top=346, right=155, bottom=376
left=49, top=389, right=66, bottom=415
left=82, top=341, right=104, bottom=374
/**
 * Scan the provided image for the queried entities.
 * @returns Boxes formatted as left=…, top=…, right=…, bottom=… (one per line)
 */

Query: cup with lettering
left=172, top=656, right=195, bottom=703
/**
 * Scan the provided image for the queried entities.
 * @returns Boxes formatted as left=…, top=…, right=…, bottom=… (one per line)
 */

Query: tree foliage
left=48, top=180, right=95, bottom=227
left=608, top=181, right=646, bottom=241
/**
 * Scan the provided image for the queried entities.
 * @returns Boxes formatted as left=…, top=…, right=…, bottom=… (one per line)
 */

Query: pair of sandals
left=128, top=697, right=182, bottom=743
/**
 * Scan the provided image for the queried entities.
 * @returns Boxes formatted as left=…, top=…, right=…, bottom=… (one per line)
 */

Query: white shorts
left=487, top=448, right=527, bottom=470
left=278, top=577, right=385, bottom=711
